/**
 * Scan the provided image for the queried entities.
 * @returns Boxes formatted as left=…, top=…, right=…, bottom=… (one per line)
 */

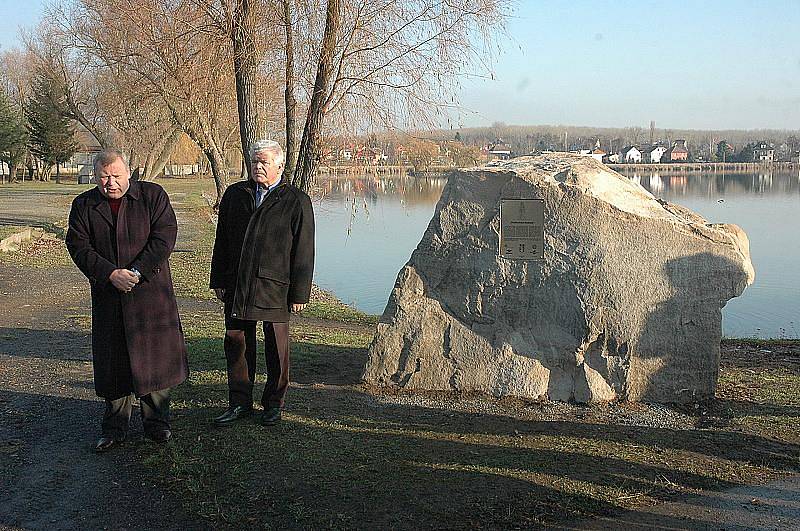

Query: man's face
left=95, top=158, right=130, bottom=199
left=251, top=150, right=283, bottom=187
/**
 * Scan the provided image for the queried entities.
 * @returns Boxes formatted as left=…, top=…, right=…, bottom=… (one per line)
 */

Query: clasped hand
left=110, top=269, right=140, bottom=292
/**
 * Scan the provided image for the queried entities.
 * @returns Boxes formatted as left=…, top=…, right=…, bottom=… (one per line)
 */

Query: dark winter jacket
left=210, top=179, right=315, bottom=323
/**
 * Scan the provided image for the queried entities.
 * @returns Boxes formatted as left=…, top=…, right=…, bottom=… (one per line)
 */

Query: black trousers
left=223, top=319, right=290, bottom=410
left=101, top=388, right=171, bottom=438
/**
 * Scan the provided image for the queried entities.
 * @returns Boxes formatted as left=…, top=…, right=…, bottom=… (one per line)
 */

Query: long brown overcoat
left=66, top=181, right=189, bottom=399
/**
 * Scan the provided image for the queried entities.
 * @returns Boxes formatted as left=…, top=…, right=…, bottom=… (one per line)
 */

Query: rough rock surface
left=363, top=154, right=755, bottom=403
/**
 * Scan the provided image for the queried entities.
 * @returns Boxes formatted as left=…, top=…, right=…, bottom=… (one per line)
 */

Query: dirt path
left=0, top=263, right=209, bottom=530
left=559, top=477, right=800, bottom=530
left=0, top=257, right=366, bottom=530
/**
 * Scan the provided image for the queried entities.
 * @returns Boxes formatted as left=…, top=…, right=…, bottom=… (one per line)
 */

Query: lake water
left=313, top=168, right=800, bottom=339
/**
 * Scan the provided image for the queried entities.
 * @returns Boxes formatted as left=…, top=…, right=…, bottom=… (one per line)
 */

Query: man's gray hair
left=93, top=149, right=129, bottom=175
left=250, top=140, right=285, bottom=166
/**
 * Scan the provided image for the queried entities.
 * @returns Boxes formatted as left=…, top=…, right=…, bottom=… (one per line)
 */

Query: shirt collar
left=257, top=177, right=281, bottom=194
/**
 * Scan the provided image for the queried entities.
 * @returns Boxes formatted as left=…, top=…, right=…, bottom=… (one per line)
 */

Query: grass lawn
left=0, top=225, right=28, bottom=241
left=2, top=177, right=798, bottom=528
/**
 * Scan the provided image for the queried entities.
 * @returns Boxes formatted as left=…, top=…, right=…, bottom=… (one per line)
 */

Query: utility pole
left=650, top=120, right=655, bottom=144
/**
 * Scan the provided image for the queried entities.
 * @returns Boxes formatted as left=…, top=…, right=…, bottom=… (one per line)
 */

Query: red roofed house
left=664, top=139, right=689, bottom=162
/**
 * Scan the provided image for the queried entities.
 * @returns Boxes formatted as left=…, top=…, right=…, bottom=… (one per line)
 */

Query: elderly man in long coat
left=66, top=149, right=188, bottom=452
left=210, top=139, right=314, bottom=427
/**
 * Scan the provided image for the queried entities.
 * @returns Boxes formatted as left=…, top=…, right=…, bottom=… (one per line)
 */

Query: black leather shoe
left=260, top=407, right=281, bottom=426
left=94, top=435, right=124, bottom=453
left=145, top=429, right=172, bottom=443
left=213, top=405, right=253, bottom=426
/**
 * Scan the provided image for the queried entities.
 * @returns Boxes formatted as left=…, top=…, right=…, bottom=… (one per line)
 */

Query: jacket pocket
left=253, top=265, right=290, bottom=309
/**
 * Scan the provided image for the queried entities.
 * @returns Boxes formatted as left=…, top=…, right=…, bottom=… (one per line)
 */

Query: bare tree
left=0, top=49, right=35, bottom=181
left=35, top=0, right=508, bottom=202
left=207, top=0, right=509, bottom=191
left=68, top=0, right=243, bottom=201
left=293, top=0, right=341, bottom=190
left=231, top=0, right=264, bottom=176
left=0, top=49, right=35, bottom=106
left=24, top=24, right=115, bottom=149
left=291, top=0, right=509, bottom=188
left=23, top=10, right=190, bottom=181
left=282, top=0, right=298, bottom=177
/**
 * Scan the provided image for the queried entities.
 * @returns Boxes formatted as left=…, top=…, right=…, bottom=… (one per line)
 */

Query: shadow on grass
left=173, top=330, right=800, bottom=527
left=0, top=216, right=66, bottom=237
left=710, top=397, right=800, bottom=419
left=6, top=326, right=796, bottom=528
left=0, top=389, right=211, bottom=531
left=185, top=336, right=368, bottom=386
left=167, top=381, right=800, bottom=529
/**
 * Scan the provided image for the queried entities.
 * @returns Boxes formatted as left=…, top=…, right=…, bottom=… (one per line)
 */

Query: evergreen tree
left=25, top=74, right=77, bottom=183
left=0, top=90, right=28, bottom=183
left=715, top=140, right=733, bottom=162
left=736, top=142, right=757, bottom=163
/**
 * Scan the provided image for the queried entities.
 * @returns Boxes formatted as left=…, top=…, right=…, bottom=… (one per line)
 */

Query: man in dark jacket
left=210, top=140, right=314, bottom=426
left=66, top=150, right=189, bottom=452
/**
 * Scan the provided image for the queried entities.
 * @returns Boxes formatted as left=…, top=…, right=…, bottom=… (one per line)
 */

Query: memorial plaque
left=500, top=199, right=544, bottom=260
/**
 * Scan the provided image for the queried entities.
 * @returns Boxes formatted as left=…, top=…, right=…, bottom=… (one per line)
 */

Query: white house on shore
left=620, top=146, right=642, bottom=163
left=642, top=145, right=667, bottom=163
left=752, top=142, right=775, bottom=163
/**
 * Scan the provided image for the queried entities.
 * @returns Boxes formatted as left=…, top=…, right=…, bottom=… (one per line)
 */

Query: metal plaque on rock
left=500, top=199, right=544, bottom=260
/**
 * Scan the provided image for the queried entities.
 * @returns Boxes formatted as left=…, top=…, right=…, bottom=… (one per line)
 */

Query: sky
left=456, top=0, right=800, bottom=130
left=1, top=0, right=798, bottom=131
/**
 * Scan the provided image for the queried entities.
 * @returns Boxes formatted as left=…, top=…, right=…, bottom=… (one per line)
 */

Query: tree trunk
left=39, top=163, right=51, bottom=182
left=141, top=126, right=183, bottom=181
left=129, top=150, right=141, bottom=180
left=283, top=0, right=297, bottom=179
left=203, top=146, right=229, bottom=208
left=142, top=150, right=155, bottom=181
left=293, top=0, right=341, bottom=191
left=232, top=0, right=261, bottom=180
left=55, top=163, right=61, bottom=184
left=143, top=126, right=182, bottom=180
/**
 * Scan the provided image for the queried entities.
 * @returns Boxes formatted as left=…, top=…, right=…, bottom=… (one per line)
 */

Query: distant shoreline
left=608, top=161, right=798, bottom=172
left=317, top=161, right=800, bottom=175
left=317, top=165, right=447, bottom=175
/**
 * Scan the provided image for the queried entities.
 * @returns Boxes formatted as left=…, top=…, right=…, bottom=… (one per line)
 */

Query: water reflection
left=316, top=174, right=447, bottom=206
left=625, top=168, right=800, bottom=197
left=618, top=168, right=800, bottom=339
left=313, top=170, right=800, bottom=339
left=313, top=174, right=448, bottom=317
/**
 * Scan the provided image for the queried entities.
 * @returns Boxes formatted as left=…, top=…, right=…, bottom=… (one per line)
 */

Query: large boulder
left=363, top=154, right=754, bottom=403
